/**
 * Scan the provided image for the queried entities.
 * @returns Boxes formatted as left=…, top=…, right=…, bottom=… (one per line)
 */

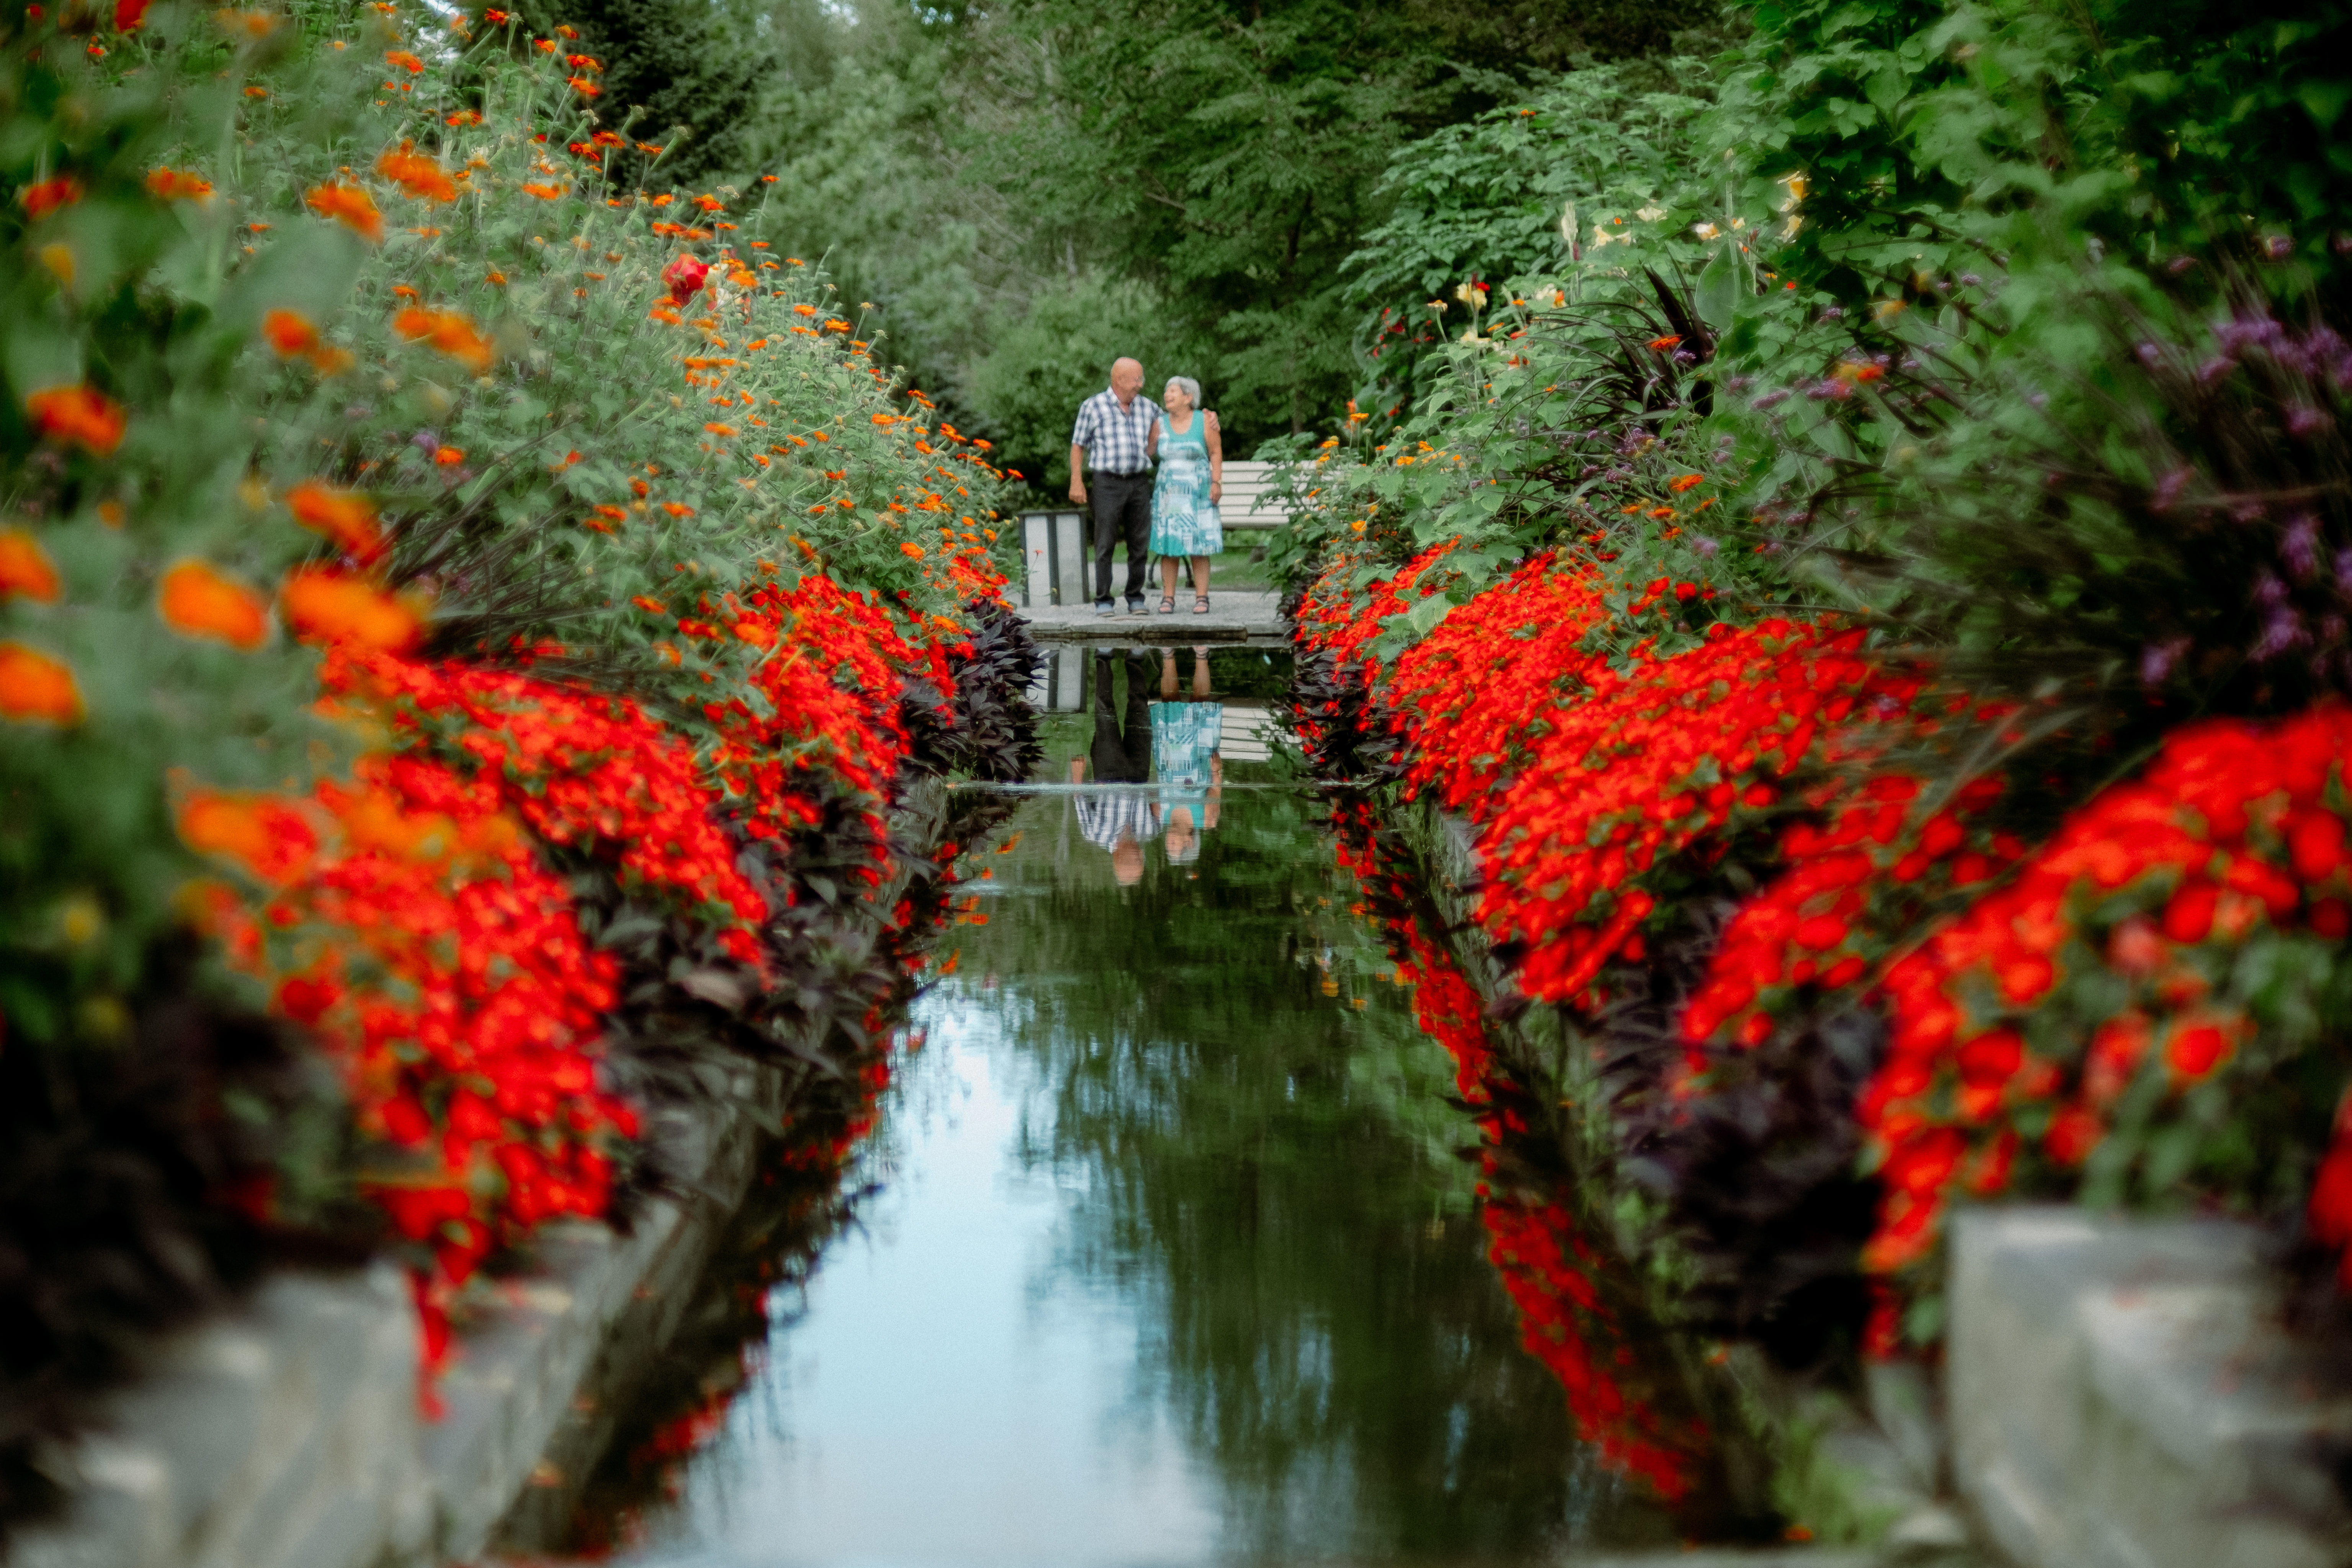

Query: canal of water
left=551, top=645, right=1702, bottom=1566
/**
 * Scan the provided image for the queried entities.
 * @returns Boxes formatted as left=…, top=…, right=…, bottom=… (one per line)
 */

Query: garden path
left=1017, top=588, right=1285, bottom=641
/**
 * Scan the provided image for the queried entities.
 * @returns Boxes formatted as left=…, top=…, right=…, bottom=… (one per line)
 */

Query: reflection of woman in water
left=1151, top=646, right=1222, bottom=865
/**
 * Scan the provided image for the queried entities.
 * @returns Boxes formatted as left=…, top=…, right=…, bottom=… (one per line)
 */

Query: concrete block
left=1948, top=1206, right=2352, bottom=1568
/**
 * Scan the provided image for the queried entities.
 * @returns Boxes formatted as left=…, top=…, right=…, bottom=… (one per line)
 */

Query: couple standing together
left=1067, top=357, right=1223, bottom=616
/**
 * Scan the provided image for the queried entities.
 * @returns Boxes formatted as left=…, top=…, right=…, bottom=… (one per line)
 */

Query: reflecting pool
left=575, top=647, right=1693, bottom=1566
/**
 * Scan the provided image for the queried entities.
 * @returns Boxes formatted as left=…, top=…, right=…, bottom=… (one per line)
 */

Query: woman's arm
left=1205, top=411, right=1223, bottom=503
left=1205, top=752, right=1223, bottom=831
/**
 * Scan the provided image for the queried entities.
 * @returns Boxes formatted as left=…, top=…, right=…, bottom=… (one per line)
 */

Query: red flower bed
left=1863, top=705, right=2352, bottom=1280
left=180, top=572, right=968, bottom=1382
left=1303, top=537, right=2352, bottom=1346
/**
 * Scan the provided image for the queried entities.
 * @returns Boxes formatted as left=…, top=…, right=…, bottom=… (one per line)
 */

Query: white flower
left=1636, top=204, right=1667, bottom=222
left=1692, top=221, right=1721, bottom=240
left=1558, top=201, right=1579, bottom=247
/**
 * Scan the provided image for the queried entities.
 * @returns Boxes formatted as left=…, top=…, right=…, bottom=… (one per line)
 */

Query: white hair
left=1165, top=375, right=1202, bottom=407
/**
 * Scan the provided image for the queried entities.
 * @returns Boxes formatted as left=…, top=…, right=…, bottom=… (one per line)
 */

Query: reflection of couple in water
left=1069, top=646, right=1223, bottom=885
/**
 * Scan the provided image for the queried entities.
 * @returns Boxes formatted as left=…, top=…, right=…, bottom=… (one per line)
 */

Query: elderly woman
left=1145, top=376, right=1223, bottom=614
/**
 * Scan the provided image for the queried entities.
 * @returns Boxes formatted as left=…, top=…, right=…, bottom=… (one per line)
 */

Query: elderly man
left=1068, top=356, right=1160, bottom=616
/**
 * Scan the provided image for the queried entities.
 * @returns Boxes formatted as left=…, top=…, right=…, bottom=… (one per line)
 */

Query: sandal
left=1192, top=594, right=1211, bottom=615
left=1157, top=595, right=1176, bottom=614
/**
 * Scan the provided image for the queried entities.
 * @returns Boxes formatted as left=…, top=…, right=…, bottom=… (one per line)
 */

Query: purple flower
left=2149, top=468, right=2192, bottom=512
left=2256, top=572, right=2289, bottom=609
left=2140, top=638, right=2189, bottom=684
left=2282, top=514, right=2321, bottom=578
left=2136, top=342, right=2164, bottom=367
left=2256, top=609, right=2310, bottom=660
left=1692, top=535, right=1720, bottom=558
left=411, top=428, right=441, bottom=452
left=2333, top=548, right=2352, bottom=587
left=1752, top=388, right=1792, bottom=410
left=1818, top=307, right=1844, bottom=322
left=2286, top=404, right=2333, bottom=439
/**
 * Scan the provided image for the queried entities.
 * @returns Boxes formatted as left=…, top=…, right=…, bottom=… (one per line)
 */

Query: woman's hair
left=1164, top=375, right=1202, bottom=408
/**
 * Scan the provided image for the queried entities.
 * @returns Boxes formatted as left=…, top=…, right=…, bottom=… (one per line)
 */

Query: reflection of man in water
left=1152, top=646, right=1223, bottom=867
left=1069, top=648, right=1159, bottom=885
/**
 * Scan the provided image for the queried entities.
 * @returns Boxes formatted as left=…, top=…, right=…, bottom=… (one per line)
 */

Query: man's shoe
left=1126, top=598, right=1150, bottom=616
left=1093, top=600, right=1117, bottom=616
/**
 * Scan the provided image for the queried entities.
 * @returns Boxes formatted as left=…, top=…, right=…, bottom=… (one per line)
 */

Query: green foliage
left=1346, top=60, right=1715, bottom=410
left=513, top=0, right=767, bottom=182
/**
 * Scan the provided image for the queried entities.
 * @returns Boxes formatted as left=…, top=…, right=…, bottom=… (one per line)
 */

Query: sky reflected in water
left=601, top=651, right=1678, bottom=1567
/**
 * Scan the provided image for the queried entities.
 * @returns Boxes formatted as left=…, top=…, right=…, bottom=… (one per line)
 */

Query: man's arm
left=1068, top=397, right=1092, bottom=505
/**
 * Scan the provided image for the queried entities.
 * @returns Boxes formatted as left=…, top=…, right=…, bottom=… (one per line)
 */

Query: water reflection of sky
left=615, top=1002, right=1224, bottom=1568
left=606, top=778, right=1674, bottom=1567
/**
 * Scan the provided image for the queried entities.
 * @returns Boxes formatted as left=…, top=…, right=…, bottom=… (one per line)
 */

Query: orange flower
left=1669, top=474, right=1705, bottom=493
left=659, top=501, right=694, bottom=518
left=376, top=144, right=456, bottom=202
left=433, top=446, right=465, bottom=466
left=1646, top=334, right=1682, bottom=352
left=286, top=479, right=383, bottom=558
left=160, top=560, right=270, bottom=648
left=280, top=569, right=421, bottom=651
left=0, top=643, right=84, bottom=725
left=306, top=181, right=384, bottom=242
left=385, top=49, right=424, bottom=72
left=392, top=307, right=494, bottom=373
left=20, top=177, right=83, bottom=220
left=521, top=180, right=567, bottom=200
left=176, top=790, right=318, bottom=882
left=26, top=385, right=125, bottom=455
left=565, top=76, right=601, bottom=96
left=263, top=307, right=322, bottom=357
left=0, top=530, right=62, bottom=602
left=899, top=542, right=926, bottom=558
left=145, top=167, right=215, bottom=202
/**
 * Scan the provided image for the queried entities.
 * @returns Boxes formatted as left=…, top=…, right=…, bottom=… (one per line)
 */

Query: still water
left=590, top=647, right=1686, bottom=1566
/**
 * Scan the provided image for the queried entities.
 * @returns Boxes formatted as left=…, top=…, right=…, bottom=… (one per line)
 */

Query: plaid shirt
left=1074, top=787, right=1160, bottom=852
left=1070, top=388, right=1162, bottom=476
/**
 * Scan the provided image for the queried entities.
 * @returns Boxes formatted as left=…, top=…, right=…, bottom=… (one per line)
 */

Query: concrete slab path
left=1019, top=589, right=1286, bottom=642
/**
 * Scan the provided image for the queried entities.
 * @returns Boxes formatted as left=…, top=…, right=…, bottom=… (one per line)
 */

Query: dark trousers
left=1089, top=470, right=1152, bottom=604
left=1090, top=651, right=1152, bottom=782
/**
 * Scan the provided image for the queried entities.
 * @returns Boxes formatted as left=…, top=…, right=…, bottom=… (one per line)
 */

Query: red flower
left=663, top=253, right=710, bottom=304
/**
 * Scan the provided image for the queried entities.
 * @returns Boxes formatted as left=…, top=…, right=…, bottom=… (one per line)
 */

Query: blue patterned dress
left=1149, top=700, right=1222, bottom=860
left=1149, top=411, right=1222, bottom=557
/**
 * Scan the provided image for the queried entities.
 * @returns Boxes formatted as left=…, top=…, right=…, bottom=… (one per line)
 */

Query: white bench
left=1018, top=461, right=1295, bottom=608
